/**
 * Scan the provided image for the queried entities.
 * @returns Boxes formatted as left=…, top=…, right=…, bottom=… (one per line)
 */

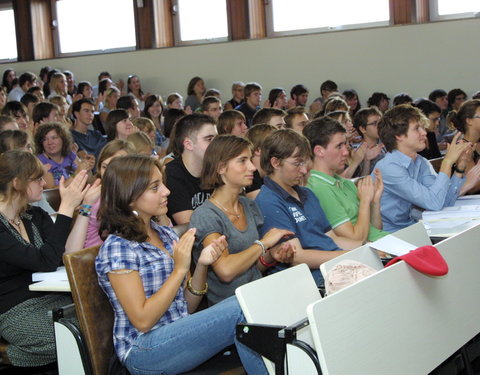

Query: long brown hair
left=98, top=154, right=162, bottom=242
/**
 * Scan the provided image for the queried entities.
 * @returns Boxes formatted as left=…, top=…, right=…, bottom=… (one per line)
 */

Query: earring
left=132, top=210, right=138, bottom=216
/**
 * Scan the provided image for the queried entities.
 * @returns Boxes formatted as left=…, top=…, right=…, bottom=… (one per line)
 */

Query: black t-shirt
left=165, top=157, right=212, bottom=224
left=245, top=170, right=264, bottom=194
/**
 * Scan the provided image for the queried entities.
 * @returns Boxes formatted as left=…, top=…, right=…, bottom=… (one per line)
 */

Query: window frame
left=49, top=0, right=137, bottom=58
left=171, top=0, right=230, bottom=46
left=264, top=0, right=392, bottom=38
left=0, top=1, right=17, bottom=62
left=429, top=0, right=480, bottom=21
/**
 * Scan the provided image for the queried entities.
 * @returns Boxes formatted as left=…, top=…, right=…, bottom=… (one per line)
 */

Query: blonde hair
left=127, top=131, right=154, bottom=155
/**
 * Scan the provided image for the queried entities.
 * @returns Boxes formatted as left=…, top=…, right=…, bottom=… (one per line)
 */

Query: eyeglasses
left=284, top=159, right=307, bottom=168
left=473, top=115, right=480, bottom=119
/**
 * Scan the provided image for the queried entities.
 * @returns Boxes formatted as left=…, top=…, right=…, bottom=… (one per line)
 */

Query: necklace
left=0, top=212, right=21, bottom=227
left=210, top=197, right=241, bottom=220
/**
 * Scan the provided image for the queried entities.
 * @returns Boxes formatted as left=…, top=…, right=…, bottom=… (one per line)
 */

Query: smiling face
left=130, top=165, right=170, bottom=220
left=42, top=129, right=63, bottom=157
left=148, top=100, right=163, bottom=118
left=193, top=80, right=206, bottom=96
left=116, top=118, right=136, bottom=140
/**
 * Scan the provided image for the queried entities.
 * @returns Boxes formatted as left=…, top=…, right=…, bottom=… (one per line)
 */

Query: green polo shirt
left=307, top=170, right=388, bottom=242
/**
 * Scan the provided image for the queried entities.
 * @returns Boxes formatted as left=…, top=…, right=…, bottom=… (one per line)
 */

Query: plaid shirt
left=95, top=222, right=188, bottom=363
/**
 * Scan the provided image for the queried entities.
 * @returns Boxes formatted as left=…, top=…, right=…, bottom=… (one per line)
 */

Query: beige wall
left=3, top=18, right=479, bottom=105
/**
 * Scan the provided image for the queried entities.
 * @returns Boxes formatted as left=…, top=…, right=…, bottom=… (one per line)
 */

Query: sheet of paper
left=32, top=266, right=68, bottom=282
left=369, top=235, right=417, bottom=256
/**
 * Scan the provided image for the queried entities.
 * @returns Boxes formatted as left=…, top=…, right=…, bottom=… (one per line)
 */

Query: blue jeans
left=124, top=295, right=267, bottom=375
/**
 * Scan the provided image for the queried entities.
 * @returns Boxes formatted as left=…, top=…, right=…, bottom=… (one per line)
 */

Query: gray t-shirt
left=189, top=196, right=263, bottom=305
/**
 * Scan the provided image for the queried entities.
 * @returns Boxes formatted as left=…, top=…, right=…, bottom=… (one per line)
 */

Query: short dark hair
left=98, top=71, right=111, bottom=81
left=392, top=93, right=413, bottom=106
left=200, top=96, right=221, bottom=112
left=252, top=108, right=285, bottom=126
left=285, top=107, right=306, bottom=129
left=245, top=124, right=276, bottom=151
left=377, top=105, right=423, bottom=152
left=448, top=99, right=480, bottom=133
left=201, top=135, right=252, bottom=189
left=1, top=101, right=27, bottom=118
left=18, top=72, right=36, bottom=87
left=290, top=84, right=308, bottom=99
left=244, top=82, right=262, bottom=98
left=412, top=99, right=441, bottom=117
left=72, top=98, right=95, bottom=116
left=320, top=80, right=338, bottom=93
left=353, top=106, right=382, bottom=136
left=32, top=102, right=58, bottom=124
left=367, top=92, right=390, bottom=107
left=20, top=93, right=39, bottom=108
left=117, top=95, right=136, bottom=110
left=428, top=89, right=447, bottom=102
left=260, top=129, right=311, bottom=176
left=172, top=113, right=215, bottom=155
left=303, top=116, right=345, bottom=152
left=447, top=88, right=467, bottom=107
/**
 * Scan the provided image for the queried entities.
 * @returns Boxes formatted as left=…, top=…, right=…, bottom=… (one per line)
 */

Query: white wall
left=3, top=18, right=479, bottom=105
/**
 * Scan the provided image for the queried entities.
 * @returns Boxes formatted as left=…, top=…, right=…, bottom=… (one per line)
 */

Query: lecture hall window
left=172, top=0, right=229, bottom=45
left=265, top=0, right=390, bottom=37
left=0, top=3, right=17, bottom=61
left=52, top=0, right=136, bottom=55
left=430, top=0, right=480, bottom=21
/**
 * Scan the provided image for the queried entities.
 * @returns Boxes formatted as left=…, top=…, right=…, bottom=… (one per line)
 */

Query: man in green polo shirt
left=304, top=116, right=388, bottom=243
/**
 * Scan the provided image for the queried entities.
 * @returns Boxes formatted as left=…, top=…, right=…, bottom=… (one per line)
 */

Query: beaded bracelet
left=187, top=277, right=208, bottom=296
left=79, top=204, right=92, bottom=217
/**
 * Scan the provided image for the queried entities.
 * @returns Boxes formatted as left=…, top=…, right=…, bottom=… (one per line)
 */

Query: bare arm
left=289, top=238, right=349, bottom=268
left=327, top=230, right=362, bottom=250
left=172, top=210, right=193, bottom=225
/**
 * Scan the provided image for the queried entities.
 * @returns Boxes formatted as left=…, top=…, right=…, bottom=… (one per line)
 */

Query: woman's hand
left=173, top=228, right=196, bottom=274
left=58, top=170, right=90, bottom=215
left=444, top=133, right=471, bottom=165
left=197, top=235, right=227, bottom=266
left=82, top=178, right=101, bottom=206
left=77, top=154, right=95, bottom=172
left=260, top=228, right=295, bottom=249
left=460, top=160, right=480, bottom=194
left=269, top=241, right=296, bottom=264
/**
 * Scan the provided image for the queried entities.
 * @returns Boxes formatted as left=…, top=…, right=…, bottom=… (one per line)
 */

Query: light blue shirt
left=373, top=150, right=465, bottom=232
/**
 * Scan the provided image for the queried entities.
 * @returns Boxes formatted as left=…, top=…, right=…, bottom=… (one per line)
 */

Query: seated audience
left=235, top=82, right=262, bottom=127
left=374, top=105, right=479, bottom=232
left=47, top=72, right=72, bottom=105
left=99, top=87, right=120, bottom=125
left=190, top=135, right=294, bottom=305
left=392, top=93, right=413, bottom=106
left=352, top=106, right=386, bottom=175
left=166, top=92, right=184, bottom=110
left=32, top=102, right=60, bottom=132
left=20, top=93, right=40, bottom=123
left=448, top=99, right=480, bottom=193
left=304, top=117, right=388, bottom=243
left=117, top=95, right=141, bottom=119
left=105, top=109, right=137, bottom=142
left=244, top=124, right=277, bottom=198
left=217, top=110, right=248, bottom=137
left=0, top=129, right=32, bottom=154
left=0, top=151, right=95, bottom=367
left=71, top=98, right=107, bottom=158
left=367, top=92, right=390, bottom=113
left=200, top=96, right=223, bottom=121
left=27, top=86, right=45, bottom=102
left=127, top=131, right=156, bottom=157
left=185, top=76, right=205, bottom=112
left=265, top=88, right=288, bottom=109
left=165, top=114, right=217, bottom=225
left=285, top=106, right=309, bottom=134
left=413, top=99, right=442, bottom=160
left=290, top=84, right=309, bottom=107
left=49, top=95, right=71, bottom=126
left=2, top=69, right=16, bottom=94
left=343, top=89, right=361, bottom=118
left=127, top=74, right=148, bottom=111
left=81, top=140, right=134, bottom=249
left=223, top=81, right=245, bottom=111
left=447, top=88, right=467, bottom=112
left=255, top=129, right=361, bottom=285
left=252, top=107, right=286, bottom=129
left=35, top=123, right=94, bottom=188
left=95, top=154, right=268, bottom=375
left=7, top=72, right=36, bottom=102
left=0, top=87, right=7, bottom=112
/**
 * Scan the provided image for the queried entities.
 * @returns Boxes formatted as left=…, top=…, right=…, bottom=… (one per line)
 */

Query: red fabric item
left=385, top=245, right=448, bottom=276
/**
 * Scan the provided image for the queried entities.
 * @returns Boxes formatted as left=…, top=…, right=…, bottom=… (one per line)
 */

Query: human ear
left=183, top=137, right=194, bottom=151
left=313, top=145, right=325, bottom=158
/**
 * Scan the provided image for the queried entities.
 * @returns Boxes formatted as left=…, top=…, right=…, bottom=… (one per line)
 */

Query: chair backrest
left=429, top=156, right=444, bottom=173
left=44, top=188, right=61, bottom=211
left=64, top=246, right=113, bottom=375
left=236, top=264, right=321, bottom=374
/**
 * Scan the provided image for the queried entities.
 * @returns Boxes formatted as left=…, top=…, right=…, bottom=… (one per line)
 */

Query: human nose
left=247, top=159, right=256, bottom=172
